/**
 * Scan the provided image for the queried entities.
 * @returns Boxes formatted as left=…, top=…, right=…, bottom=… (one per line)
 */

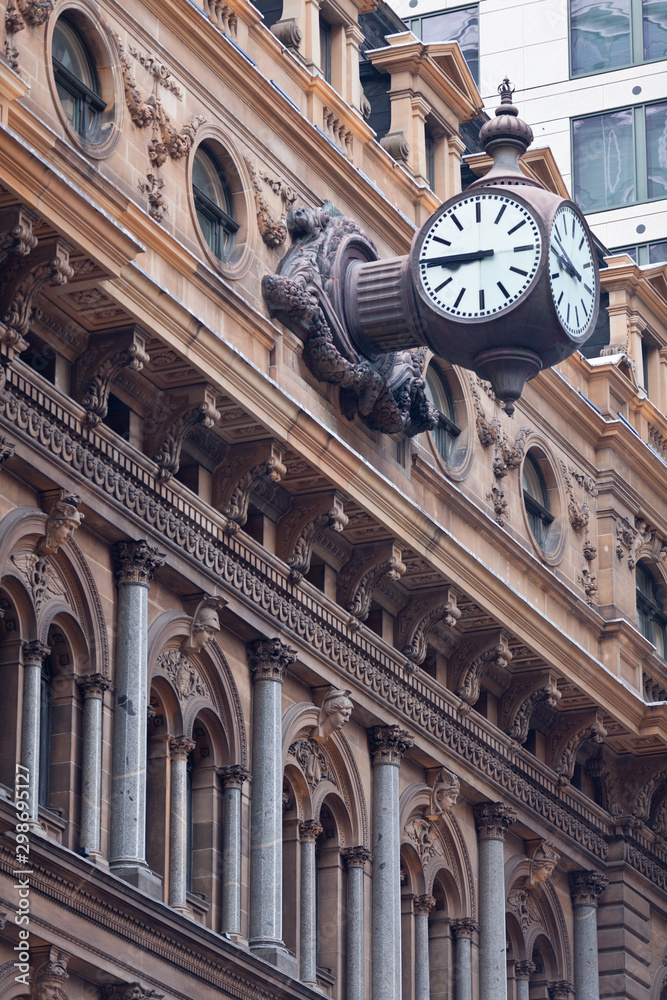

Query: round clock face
left=548, top=204, right=597, bottom=338
left=417, top=193, right=542, bottom=319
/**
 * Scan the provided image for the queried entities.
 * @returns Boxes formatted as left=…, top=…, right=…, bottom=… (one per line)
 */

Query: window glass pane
left=421, top=6, right=479, bottom=84
left=52, top=19, right=96, bottom=89
left=649, top=240, right=667, bottom=263
left=425, top=367, right=456, bottom=463
left=646, top=100, right=667, bottom=200
left=320, top=17, right=332, bottom=83
left=573, top=110, right=635, bottom=212
left=522, top=456, right=548, bottom=508
left=570, top=0, right=631, bottom=75
left=643, top=0, right=667, bottom=60
left=193, top=149, right=227, bottom=207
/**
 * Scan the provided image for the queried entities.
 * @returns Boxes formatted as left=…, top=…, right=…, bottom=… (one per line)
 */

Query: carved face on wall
left=317, top=689, right=353, bottom=739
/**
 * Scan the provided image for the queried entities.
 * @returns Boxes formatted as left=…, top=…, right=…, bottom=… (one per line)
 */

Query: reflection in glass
left=649, top=241, right=667, bottom=264
left=637, top=563, right=667, bottom=657
left=570, top=0, right=630, bottom=75
left=522, top=455, right=553, bottom=549
left=646, top=100, right=667, bottom=199
left=424, top=367, right=460, bottom=464
left=643, top=0, right=667, bottom=59
left=52, top=17, right=104, bottom=137
left=420, top=5, right=479, bottom=84
left=192, top=146, right=238, bottom=261
left=573, top=110, right=635, bottom=212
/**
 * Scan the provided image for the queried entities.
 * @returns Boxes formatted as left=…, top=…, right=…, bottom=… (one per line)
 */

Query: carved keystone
left=0, top=238, right=74, bottom=360
left=338, top=539, right=405, bottom=622
left=73, top=326, right=150, bottom=426
left=453, top=628, right=513, bottom=706
left=279, top=490, right=348, bottom=583
left=395, top=585, right=462, bottom=666
left=549, top=709, right=607, bottom=785
left=214, top=440, right=287, bottom=533
left=500, top=671, right=561, bottom=744
left=146, top=384, right=222, bottom=481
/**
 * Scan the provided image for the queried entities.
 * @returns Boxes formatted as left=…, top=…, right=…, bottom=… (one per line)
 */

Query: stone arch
left=505, top=855, right=572, bottom=984
left=401, top=840, right=427, bottom=896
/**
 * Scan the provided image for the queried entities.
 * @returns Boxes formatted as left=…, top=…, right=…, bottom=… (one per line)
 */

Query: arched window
left=425, top=366, right=460, bottom=464
left=522, top=453, right=553, bottom=548
left=192, top=145, right=238, bottom=261
left=52, top=15, right=105, bottom=138
left=636, top=563, right=667, bottom=657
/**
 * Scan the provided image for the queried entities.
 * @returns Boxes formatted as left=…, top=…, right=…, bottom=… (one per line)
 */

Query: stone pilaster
left=451, top=917, right=477, bottom=1000
left=369, top=725, right=414, bottom=1000
left=109, top=540, right=164, bottom=895
left=342, top=846, right=371, bottom=1000
left=21, top=640, right=50, bottom=822
left=78, top=673, right=110, bottom=856
left=299, top=819, right=323, bottom=985
left=514, top=960, right=536, bottom=1000
left=247, top=637, right=297, bottom=972
left=569, top=870, right=608, bottom=1000
left=168, top=736, right=195, bottom=911
left=218, top=764, right=251, bottom=936
left=414, top=894, right=436, bottom=1000
left=474, top=802, right=516, bottom=1000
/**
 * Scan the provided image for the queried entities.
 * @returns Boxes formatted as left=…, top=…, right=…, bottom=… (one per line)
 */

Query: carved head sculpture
left=287, top=206, right=329, bottom=240
left=184, top=598, right=224, bottom=653
left=528, top=840, right=560, bottom=885
left=427, top=768, right=460, bottom=819
left=43, top=492, right=83, bottom=552
left=313, top=687, right=353, bottom=740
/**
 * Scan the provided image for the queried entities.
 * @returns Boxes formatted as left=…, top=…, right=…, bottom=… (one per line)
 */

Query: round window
left=522, top=454, right=553, bottom=549
left=192, top=145, right=239, bottom=263
left=52, top=15, right=105, bottom=138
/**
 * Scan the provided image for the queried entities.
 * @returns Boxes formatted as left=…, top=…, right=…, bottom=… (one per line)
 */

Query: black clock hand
left=423, top=249, right=495, bottom=268
left=553, top=238, right=581, bottom=281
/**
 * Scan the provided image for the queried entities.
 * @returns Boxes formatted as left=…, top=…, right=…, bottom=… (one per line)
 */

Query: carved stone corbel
left=452, top=628, right=512, bottom=705
left=395, top=586, right=462, bottom=666
left=0, top=434, right=16, bottom=466
left=548, top=709, right=608, bottom=785
left=0, top=237, right=74, bottom=360
left=337, top=539, right=405, bottom=622
left=146, top=384, right=222, bottom=481
left=278, top=490, right=348, bottom=583
left=73, top=325, right=150, bottom=426
left=500, top=671, right=561, bottom=744
left=214, top=440, right=287, bottom=533
left=0, top=205, right=39, bottom=269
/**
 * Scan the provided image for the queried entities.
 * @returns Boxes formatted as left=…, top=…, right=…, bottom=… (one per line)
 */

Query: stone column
left=168, top=736, right=195, bottom=911
left=473, top=802, right=516, bottom=1000
left=569, top=871, right=608, bottom=1000
left=247, top=637, right=297, bottom=972
left=299, top=819, right=323, bottom=986
left=369, top=725, right=414, bottom=1000
left=218, top=763, right=251, bottom=937
left=414, top=894, right=436, bottom=1000
left=78, top=673, right=110, bottom=856
left=342, top=846, right=371, bottom=1000
left=514, top=960, right=536, bottom=1000
left=451, top=917, right=477, bottom=1000
left=20, top=640, right=50, bottom=823
left=109, top=540, right=164, bottom=895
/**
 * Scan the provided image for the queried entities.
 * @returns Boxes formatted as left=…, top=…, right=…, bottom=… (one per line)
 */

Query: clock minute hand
left=554, top=238, right=581, bottom=281
left=424, top=248, right=495, bottom=268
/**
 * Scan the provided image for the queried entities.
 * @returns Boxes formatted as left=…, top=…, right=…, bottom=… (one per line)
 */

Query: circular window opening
left=192, top=145, right=239, bottom=263
left=424, top=364, right=462, bottom=465
left=522, top=453, right=554, bottom=550
left=52, top=14, right=105, bottom=139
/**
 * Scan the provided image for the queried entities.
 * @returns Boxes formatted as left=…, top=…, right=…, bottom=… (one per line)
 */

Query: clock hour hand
left=553, top=239, right=581, bottom=281
left=423, top=248, right=495, bottom=269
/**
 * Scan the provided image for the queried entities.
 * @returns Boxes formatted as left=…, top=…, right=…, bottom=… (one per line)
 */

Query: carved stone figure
left=312, top=687, right=353, bottom=741
left=427, top=768, right=460, bottom=819
left=528, top=840, right=560, bottom=885
left=182, top=596, right=226, bottom=653
left=41, top=490, right=83, bottom=553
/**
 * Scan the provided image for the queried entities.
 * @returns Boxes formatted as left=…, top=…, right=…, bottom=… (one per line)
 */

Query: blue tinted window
left=573, top=109, right=635, bottom=212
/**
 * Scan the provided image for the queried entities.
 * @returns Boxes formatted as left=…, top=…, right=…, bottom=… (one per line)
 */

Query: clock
left=417, top=191, right=543, bottom=320
left=548, top=202, right=598, bottom=339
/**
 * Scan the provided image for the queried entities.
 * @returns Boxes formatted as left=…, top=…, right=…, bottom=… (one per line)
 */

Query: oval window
left=424, top=365, right=461, bottom=464
left=522, top=453, right=553, bottom=549
left=192, top=146, right=239, bottom=262
left=52, top=15, right=105, bottom=139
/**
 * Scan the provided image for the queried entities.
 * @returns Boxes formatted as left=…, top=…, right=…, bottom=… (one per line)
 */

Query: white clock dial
left=418, top=193, right=542, bottom=319
left=548, top=204, right=597, bottom=338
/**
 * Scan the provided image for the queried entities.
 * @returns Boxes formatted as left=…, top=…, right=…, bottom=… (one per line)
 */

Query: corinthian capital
left=247, top=637, right=297, bottom=680
left=450, top=917, right=478, bottom=939
left=369, top=724, right=414, bottom=764
left=168, top=736, right=195, bottom=760
left=299, top=819, right=323, bottom=843
left=473, top=801, right=517, bottom=839
left=78, top=673, right=110, bottom=698
left=217, top=764, right=251, bottom=788
left=514, top=960, right=536, bottom=980
left=112, top=540, right=165, bottom=585
left=22, top=640, right=50, bottom=665
left=342, top=846, right=372, bottom=868
left=568, top=870, right=609, bottom=905
left=413, top=894, right=436, bottom=916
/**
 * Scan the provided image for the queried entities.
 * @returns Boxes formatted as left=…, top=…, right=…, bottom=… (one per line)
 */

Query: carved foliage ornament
left=158, top=650, right=207, bottom=703
left=11, top=553, right=65, bottom=613
left=262, top=207, right=439, bottom=437
left=289, top=737, right=334, bottom=788
left=405, top=816, right=438, bottom=866
left=369, top=724, right=414, bottom=764
left=247, top=637, right=297, bottom=679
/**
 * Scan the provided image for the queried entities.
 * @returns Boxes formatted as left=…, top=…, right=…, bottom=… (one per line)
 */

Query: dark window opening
left=193, top=146, right=238, bottom=262
left=523, top=454, right=553, bottom=549
left=52, top=16, right=105, bottom=139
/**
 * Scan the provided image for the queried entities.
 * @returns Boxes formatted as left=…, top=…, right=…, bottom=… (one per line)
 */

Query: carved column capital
left=369, top=724, right=414, bottom=764
left=450, top=917, right=478, bottom=939
left=548, top=981, right=573, bottom=999
left=168, top=736, right=195, bottom=760
left=473, top=801, right=517, bottom=839
left=413, top=893, right=436, bottom=916
left=101, top=985, right=165, bottom=1000
left=568, top=870, right=609, bottom=905
left=514, top=960, right=536, bottom=980
left=247, top=637, right=297, bottom=680
left=299, top=819, right=323, bottom=843
left=112, top=540, right=165, bottom=585
left=78, top=673, right=110, bottom=698
left=342, top=845, right=372, bottom=868
left=22, top=640, right=50, bottom=665
left=217, top=764, right=251, bottom=788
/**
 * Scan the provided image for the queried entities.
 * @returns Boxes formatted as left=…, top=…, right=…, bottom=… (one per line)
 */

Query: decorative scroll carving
left=0, top=239, right=74, bottom=360
left=500, top=672, right=561, bottom=744
left=615, top=515, right=636, bottom=561
left=138, top=173, right=166, bottom=222
left=127, top=44, right=182, bottom=98
left=396, top=586, right=461, bottom=666
left=405, top=816, right=437, bottom=866
left=473, top=801, right=516, bottom=839
left=453, top=629, right=512, bottom=705
left=568, top=870, right=609, bottom=905
left=215, top=440, right=286, bottom=533
left=113, top=34, right=159, bottom=127
left=247, top=637, right=296, bottom=680
left=467, top=373, right=497, bottom=447
left=426, top=767, right=460, bottom=819
left=244, top=157, right=288, bottom=249
left=289, top=737, right=333, bottom=788
left=11, top=553, right=65, bottom=613
left=369, top=724, right=414, bottom=764
left=493, top=425, right=530, bottom=479
left=74, top=326, right=150, bottom=426
left=507, top=887, right=540, bottom=930
left=549, top=710, right=607, bottom=785
left=262, top=207, right=439, bottom=437
left=280, top=490, right=348, bottom=583
left=0, top=205, right=39, bottom=268
left=158, top=650, right=207, bottom=702
left=311, top=687, right=353, bottom=741
left=40, top=490, right=83, bottom=553
left=271, top=18, right=302, bottom=51
left=149, top=102, right=206, bottom=166
left=148, top=384, right=222, bottom=481
left=112, top=539, right=165, bottom=585
left=338, top=539, right=405, bottom=622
